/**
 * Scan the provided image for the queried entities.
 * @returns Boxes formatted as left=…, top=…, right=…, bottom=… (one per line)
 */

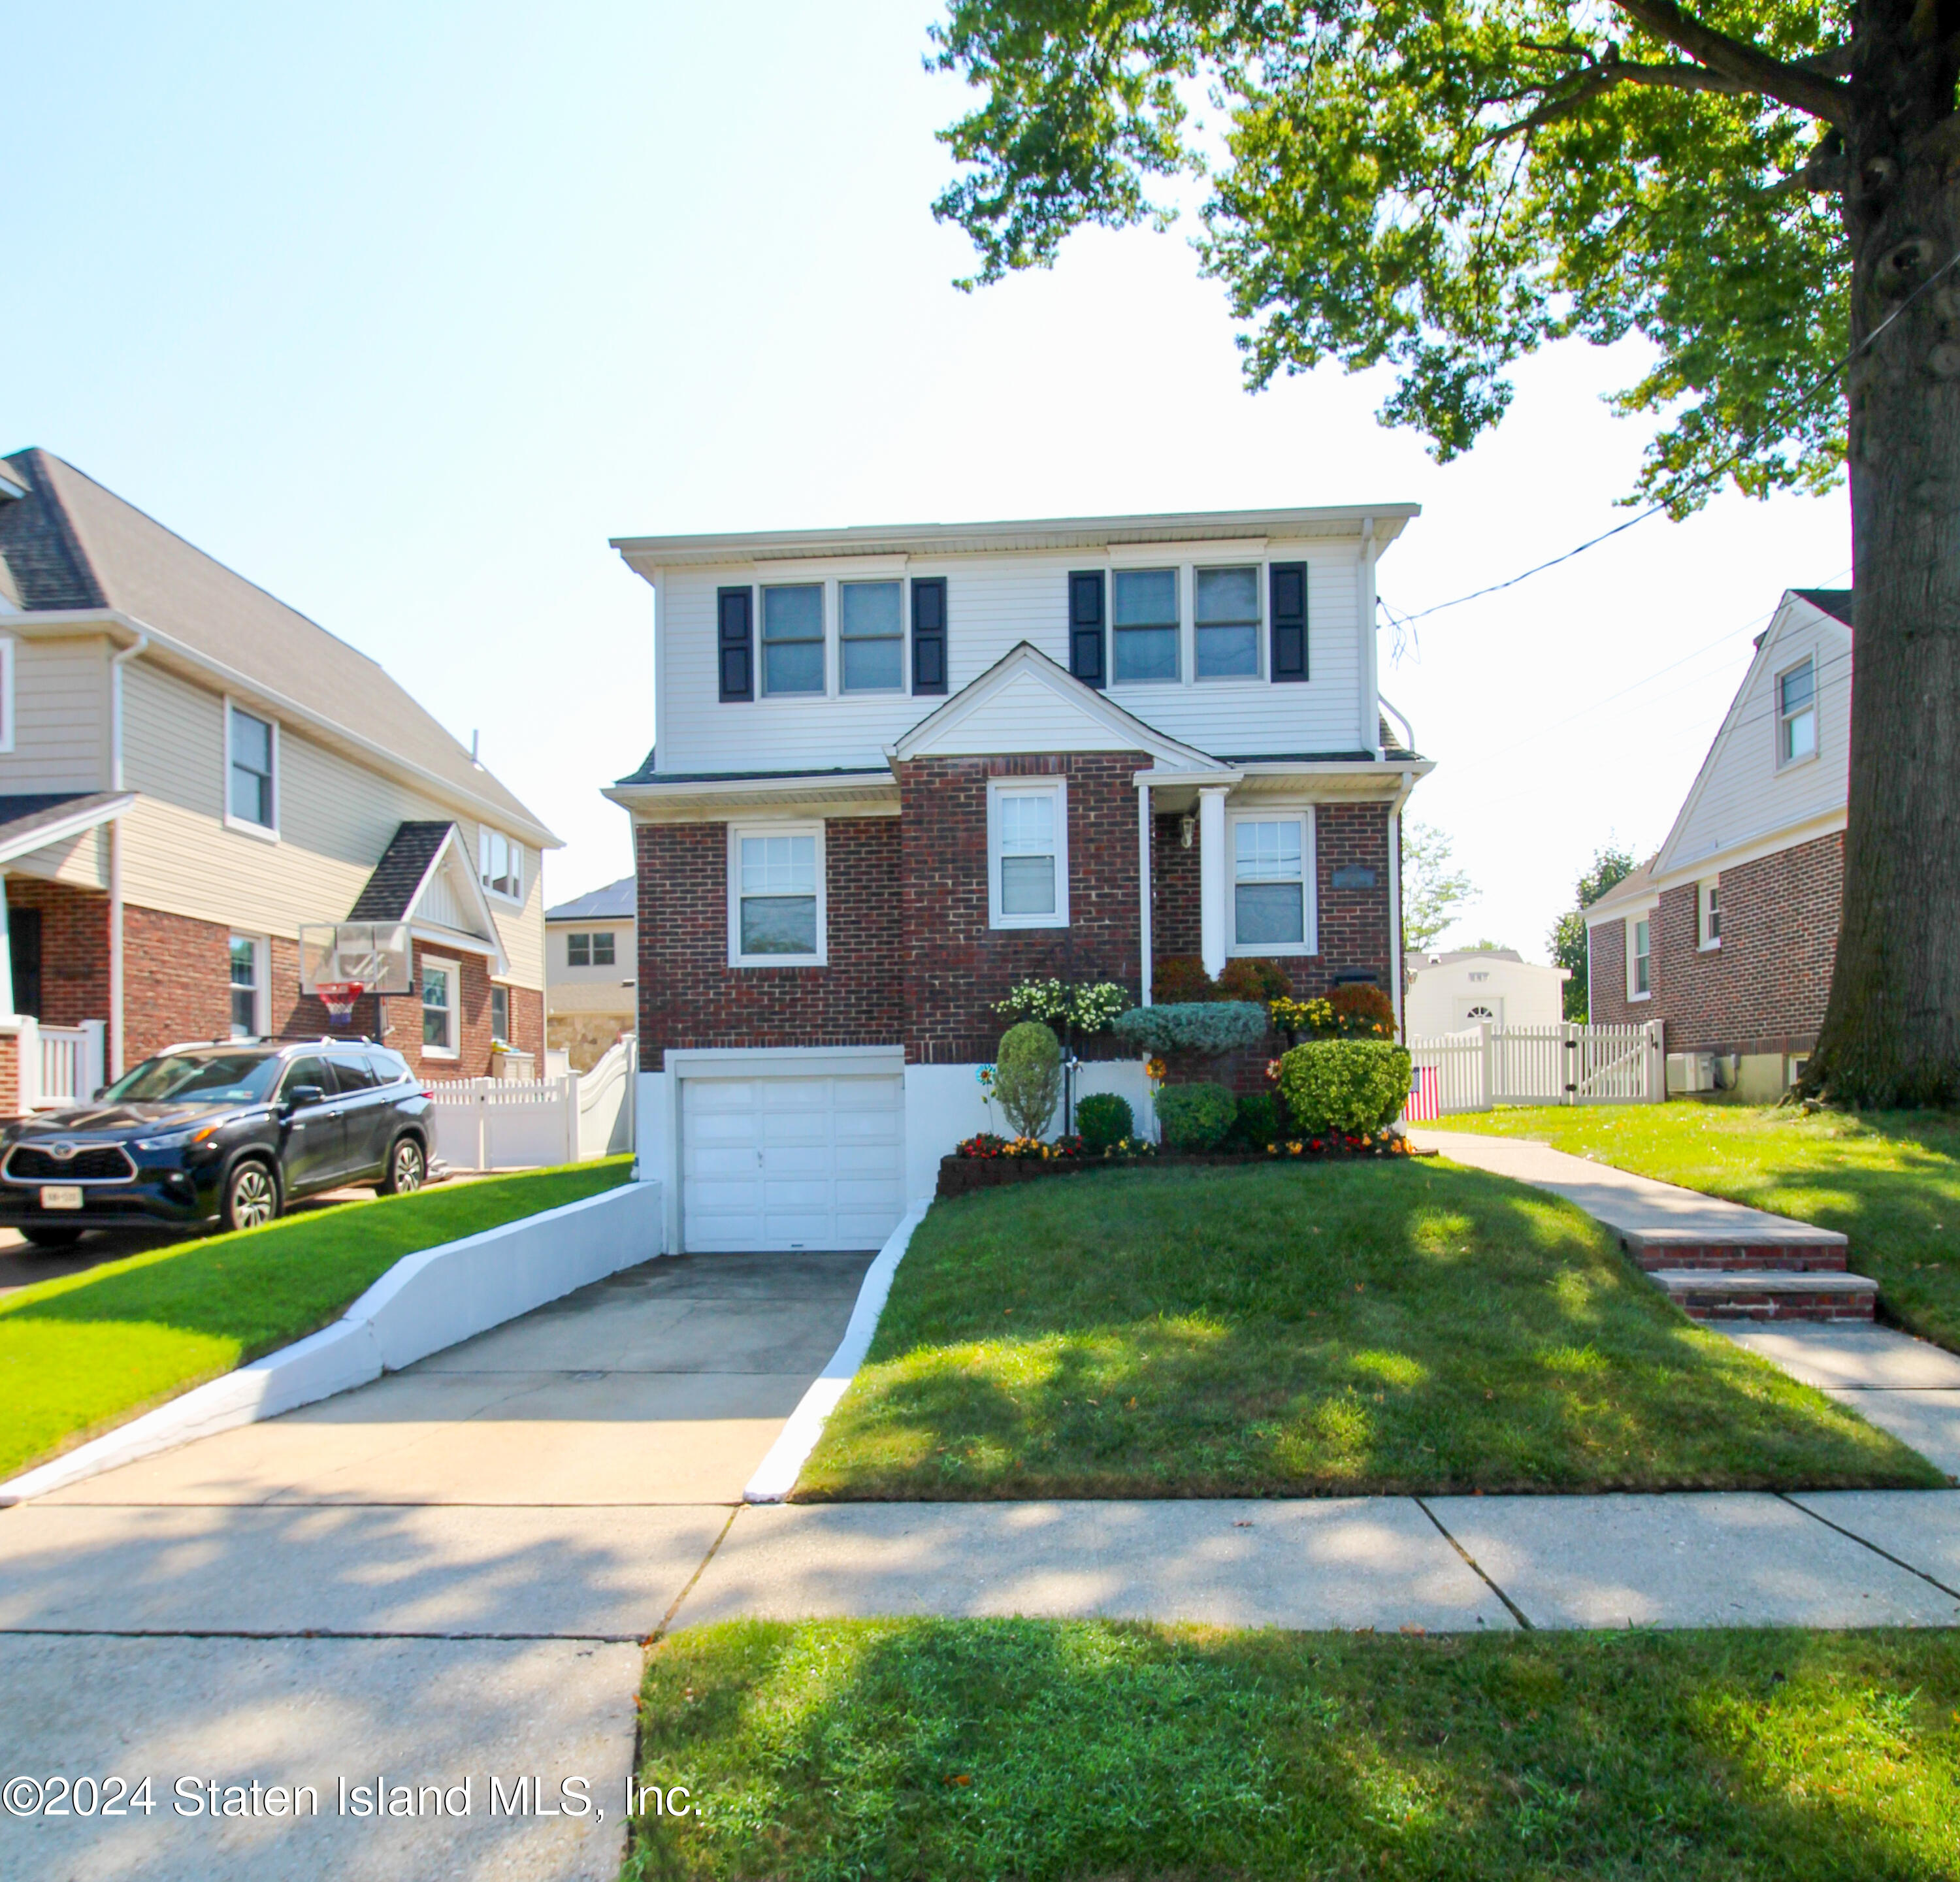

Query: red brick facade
left=4, top=877, right=110, bottom=1029
left=1588, top=830, right=1842, bottom=1056
left=634, top=759, right=1401, bottom=1069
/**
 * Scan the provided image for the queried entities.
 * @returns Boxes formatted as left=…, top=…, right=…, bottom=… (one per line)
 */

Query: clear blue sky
left=7, top=1, right=1850, bottom=952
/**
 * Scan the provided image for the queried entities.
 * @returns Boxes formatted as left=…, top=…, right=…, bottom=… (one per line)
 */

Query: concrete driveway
left=0, top=1248, right=874, bottom=1882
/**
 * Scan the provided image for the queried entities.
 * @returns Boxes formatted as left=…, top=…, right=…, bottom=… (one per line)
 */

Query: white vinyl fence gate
left=1408, top=1020, right=1664, bottom=1114
left=427, top=1036, right=636, bottom=1171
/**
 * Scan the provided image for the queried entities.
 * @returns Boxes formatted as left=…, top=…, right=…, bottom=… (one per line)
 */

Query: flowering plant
left=955, top=1133, right=1077, bottom=1160
left=1145, top=1056, right=1168, bottom=1088
left=1102, top=1136, right=1158, bottom=1159
left=996, top=978, right=1131, bottom=1035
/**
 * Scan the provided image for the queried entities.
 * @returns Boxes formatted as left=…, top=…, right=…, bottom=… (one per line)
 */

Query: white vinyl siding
left=651, top=541, right=1367, bottom=773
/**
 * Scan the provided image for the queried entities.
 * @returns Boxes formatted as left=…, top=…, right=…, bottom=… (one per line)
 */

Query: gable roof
left=0, top=792, right=135, bottom=867
left=1793, top=588, right=1852, bottom=626
left=347, top=820, right=508, bottom=971
left=1584, top=856, right=1658, bottom=922
left=889, top=641, right=1224, bottom=769
left=547, top=876, right=636, bottom=922
left=0, top=450, right=555, bottom=847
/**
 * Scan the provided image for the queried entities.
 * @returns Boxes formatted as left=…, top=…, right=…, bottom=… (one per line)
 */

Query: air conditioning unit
left=1666, top=1051, right=1719, bottom=1094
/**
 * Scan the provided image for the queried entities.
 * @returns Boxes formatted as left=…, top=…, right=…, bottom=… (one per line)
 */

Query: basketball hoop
left=317, top=981, right=364, bottom=1027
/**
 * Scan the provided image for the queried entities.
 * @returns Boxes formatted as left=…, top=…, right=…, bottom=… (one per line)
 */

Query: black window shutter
left=911, top=577, right=948, bottom=696
left=1068, top=570, right=1106, bottom=689
left=717, top=586, right=753, bottom=702
left=1269, top=562, right=1308, bottom=683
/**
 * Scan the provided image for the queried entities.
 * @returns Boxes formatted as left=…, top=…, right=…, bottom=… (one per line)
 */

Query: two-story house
left=1586, top=587, right=1851, bottom=1098
left=0, top=449, right=556, bottom=1107
left=605, top=505, right=1431, bottom=1253
left=545, top=875, right=637, bottom=1069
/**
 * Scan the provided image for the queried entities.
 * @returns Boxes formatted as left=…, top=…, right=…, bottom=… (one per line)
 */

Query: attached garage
left=679, top=1069, right=906, bottom=1252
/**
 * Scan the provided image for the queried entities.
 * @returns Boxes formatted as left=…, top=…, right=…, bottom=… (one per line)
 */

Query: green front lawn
left=625, top=1619, right=1960, bottom=1881
left=1438, top=1105, right=1960, bottom=1350
left=0, top=1157, right=633, bottom=1482
left=796, top=1164, right=1940, bottom=1499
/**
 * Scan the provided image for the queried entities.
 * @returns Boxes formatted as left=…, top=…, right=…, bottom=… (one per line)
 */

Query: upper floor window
left=988, top=779, right=1068, bottom=928
left=1195, top=566, right=1260, bottom=679
left=1630, top=917, right=1652, bottom=998
left=226, top=702, right=277, bottom=834
left=1778, top=658, right=1816, bottom=766
left=840, top=581, right=903, bottom=692
left=1112, top=569, right=1178, bottom=684
left=730, top=824, right=825, bottom=965
left=566, top=930, right=616, bottom=967
left=1699, top=881, right=1721, bottom=950
left=762, top=585, right=825, bottom=695
left=480, top=828, right=524, bottom=900
left=1230, top=811, right=1314, bottom=954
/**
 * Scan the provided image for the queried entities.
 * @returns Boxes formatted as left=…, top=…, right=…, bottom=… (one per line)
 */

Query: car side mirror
left=286, top=1083, right=326, bottom=1111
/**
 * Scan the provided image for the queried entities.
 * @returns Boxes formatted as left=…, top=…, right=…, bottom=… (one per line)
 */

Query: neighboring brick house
left=604, top=506, right=1433, bottom=1252
left=0, top=449, right=556, bottom=1103
left=1586, top=588, right=1851, bottom=1100
left=545, top=875, right=638, bottom=1070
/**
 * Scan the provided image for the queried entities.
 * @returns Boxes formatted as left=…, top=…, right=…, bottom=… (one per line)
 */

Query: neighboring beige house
left=1404, top=947, right=1569, bottom=1035
left=545, top=875, right=635, bottom=1071
left=0, top=448, right=557, bottom=1107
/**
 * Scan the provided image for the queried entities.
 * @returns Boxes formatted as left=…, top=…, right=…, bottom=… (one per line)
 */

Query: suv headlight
left=134, top=1124, right=221, bottom=1152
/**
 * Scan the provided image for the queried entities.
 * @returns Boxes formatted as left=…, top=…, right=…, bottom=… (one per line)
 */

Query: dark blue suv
left=0, top=1040, right=434, bottom=1246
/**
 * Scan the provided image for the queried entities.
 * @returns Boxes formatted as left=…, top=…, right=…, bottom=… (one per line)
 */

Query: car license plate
left=39, top=1186, right=84, bottom=1210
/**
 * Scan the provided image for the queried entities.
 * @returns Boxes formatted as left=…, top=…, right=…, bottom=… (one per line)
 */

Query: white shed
left=1405, top=949, right=1569, bottom=1036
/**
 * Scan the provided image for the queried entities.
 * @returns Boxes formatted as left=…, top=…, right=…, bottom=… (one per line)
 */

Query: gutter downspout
left=109, top=634, right=148, bottom=1080
left=1386, top=769, right=1417, bottom=1039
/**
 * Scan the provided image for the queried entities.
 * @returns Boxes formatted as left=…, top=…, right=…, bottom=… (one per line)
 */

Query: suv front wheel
left=381, top=1136, right=426, bottom=1197
left=222, top=1159, right=281, bottom=1233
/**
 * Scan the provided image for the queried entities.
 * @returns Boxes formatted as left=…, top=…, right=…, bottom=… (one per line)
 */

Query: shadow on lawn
left=627, top=1618, right=1960, bottom=1881
left=796, top=1164, right=1941, bottom=1499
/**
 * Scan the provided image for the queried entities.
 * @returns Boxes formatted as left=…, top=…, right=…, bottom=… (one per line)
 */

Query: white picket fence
left=1408, top=1020, right=1664, bottom=1113
left=3, top=1017, right=108, bottom=1110
left=426, top=1035, right=636, bottom=1171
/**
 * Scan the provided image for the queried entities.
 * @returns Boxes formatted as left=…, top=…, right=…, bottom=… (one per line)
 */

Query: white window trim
left=759, top=581, right=832, bottom=702
left=222, top=696, right=280, bottom=841
left=1107, top=566, right=1183, bottom=689
left=478, top=826, right=526, bottom=905
left=1697, top=879, right=1722, bottom=951
left=1626, top=915, right=1653, bottom=1002
left=837, top=575, right=909, bottom=698
left=489, top=981, right=513, bottom=1045
left=1774, top=655, right=1820, bottom=772
left=1225, top=803, right=1318, bottom=958
left=419, top=952, right=461, bottom=1059
left=0, top=634, right=15, bottom=754
left=987, top=777, right=1070, bottom=930
left=1190, top=559, right=1267, bottom=686
left=229, top=932, right=269, bottom=1038
left=727, top=819, right=828, bottom=967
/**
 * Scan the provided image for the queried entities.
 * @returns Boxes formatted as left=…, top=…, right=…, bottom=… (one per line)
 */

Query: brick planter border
left=937, top=1145, right=1402, bottom=1197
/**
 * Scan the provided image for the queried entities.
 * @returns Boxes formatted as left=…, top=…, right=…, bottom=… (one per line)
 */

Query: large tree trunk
left=1806, top=3, right=1960, bottom=1107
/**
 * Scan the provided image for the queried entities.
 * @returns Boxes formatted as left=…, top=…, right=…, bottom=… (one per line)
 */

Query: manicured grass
left=1439, top=1104, right=1960, bottom=1350
left=625, top=1619, right=1960, bottom=1881
left=0, top=1157, right=633, bottom=1482
left=796, top=1163, right=1942, bottom=1499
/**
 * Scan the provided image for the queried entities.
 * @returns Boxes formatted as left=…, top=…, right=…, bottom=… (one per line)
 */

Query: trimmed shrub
left=1217, top=958, right=1292, bottom=1003
left=1075, top=1092, right=1134, bottom=1152
left=1112, top=1001, right=1269, bottom=1057
left=1330, top=982, right=1396, bottom=1039
left=994, top=1022, right=1062, bottom=1139
left=1228, top=1090, right=1284, bottom=1149
left=1154, top=1082, right=1238, bottom=1151
left=1151, top=956, right=1215, bottom=1003
left=1277, top=1040, right=1413, bottom=1136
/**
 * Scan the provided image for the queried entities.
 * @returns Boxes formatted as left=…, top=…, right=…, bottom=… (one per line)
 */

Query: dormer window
left=480, top=828, right=524, bottom=901
left=840, top=581, right=903, bottom=692
left=762, top=585, right=825, bottom=695
left=1112, top=570, right=1179, bottom=684
left=1778, top=658, right=1816, bottom=766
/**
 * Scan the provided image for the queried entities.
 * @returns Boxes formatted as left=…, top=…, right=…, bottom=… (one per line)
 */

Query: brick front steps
left=1622, top=1231, right=1848, bottom=1274
left=1650, top=1269, right=1879, bottom=1322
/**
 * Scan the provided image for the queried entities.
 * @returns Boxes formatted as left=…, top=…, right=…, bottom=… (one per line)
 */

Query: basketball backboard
left=298, top=921, right=414, bottom=996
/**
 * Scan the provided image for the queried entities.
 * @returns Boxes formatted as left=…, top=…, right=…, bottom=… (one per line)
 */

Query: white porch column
left=1136, top=782, right=1153, bottom=1005
left=1198, top=786, right=1230, bottom=980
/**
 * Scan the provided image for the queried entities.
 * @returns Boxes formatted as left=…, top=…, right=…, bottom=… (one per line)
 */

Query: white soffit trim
left=0, top=792, right=133, bottom=867
left=1586, top=809, right=1848, bottom=926
left=400, top=826, right=510, bottom=974
left=890, top=641, right=1221, bottom=768
left=1650, top=589, right=1851, bottom=881
left=604, top=772, right=900, bottom=823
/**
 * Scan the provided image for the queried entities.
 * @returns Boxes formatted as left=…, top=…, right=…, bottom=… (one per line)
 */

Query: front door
left=277, top=1052, right=346, bottom=1195
left=9, top=907, right=41, bottom=1019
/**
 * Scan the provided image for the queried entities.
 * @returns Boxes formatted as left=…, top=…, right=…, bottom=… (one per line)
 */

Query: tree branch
left=1608, top=0, right=1853, bottom=123
left=1763, top=155, right=1851, bottom=195
left=1482, top=56, right=1746, bottom=141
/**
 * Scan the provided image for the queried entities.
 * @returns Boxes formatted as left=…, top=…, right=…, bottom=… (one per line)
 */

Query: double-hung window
left=228, top=935, right=263, bottom=1038
left=490, top=984, right=511, bottom=1044
left=1778, top=658, right=1816, bottom=765
left=566, top=930, right=616, bottom=968
left=1699, top=881, right=1721, bottom=949
left=421, top=957, right=458, bottom=1054
left=1111, top=569, right=1178, bottom=684
left=1230, top=811, right=1314, bottom=954
left=730, top=824, right=824, bottom=964
left=988, top=780, right=1068, bottom=928
left=226, top=702, right=276, bottom=833
left=839, top=581, right=903, bottom=692
left=1195, top=566, right=1260, bottom=679
left=480, top=828, right=523, bottom=900
left=1630, top=918, right=1652, bottom=998
left=762, top=585, right=825, bottom=695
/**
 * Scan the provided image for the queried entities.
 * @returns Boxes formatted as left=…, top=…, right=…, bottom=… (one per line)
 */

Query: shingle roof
left=546, top=876, right=636, bottom=922
left=1795, top=588, right=1853, bottom=626
left=0, top=793, right=116, bottom=844
left=0, top=450, right=551, bottom=841
left=348, top=820, right=455, bottom=920
left=1584, top=856, right=1658, bottom=918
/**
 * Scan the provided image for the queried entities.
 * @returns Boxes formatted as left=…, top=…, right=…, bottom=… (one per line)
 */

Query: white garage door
left=681, top=1075, right=906, bottom=1253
